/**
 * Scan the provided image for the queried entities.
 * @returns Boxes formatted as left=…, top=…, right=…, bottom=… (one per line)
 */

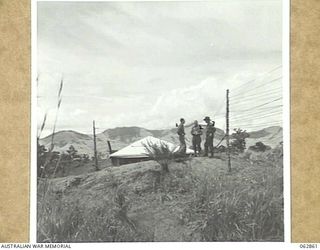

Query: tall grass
left=142, top=141, right=175, bottom=173
left=37, top=77, right=65, bottom=242
left=184, top=165, right=284, bottom=241
left=37, top=182, right=154, bottom=242
left=37, top=77, right=64, bottom=178
left=37, top=197, right=128, bottom=242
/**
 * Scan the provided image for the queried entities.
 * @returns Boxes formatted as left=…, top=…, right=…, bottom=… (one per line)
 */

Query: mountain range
left=39, top=125, right=283, bottom=157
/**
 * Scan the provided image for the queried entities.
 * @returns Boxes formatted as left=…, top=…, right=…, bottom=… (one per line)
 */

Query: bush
left=142, top=141, right=175, bottom=173
left=37, top=142, right=62, bottom=178
left=82, top=154, right=90, bottom=163
left=230, top=128, right=250, bottom=154
left=265, top=142, right=283, bottom=168
left=249, top=142, right=271, bottom=152
left=243, top=142, right=283, bottom=168
left=216, top=145, right=226, bottom=153
left=66, top=145, right=78, bottom=159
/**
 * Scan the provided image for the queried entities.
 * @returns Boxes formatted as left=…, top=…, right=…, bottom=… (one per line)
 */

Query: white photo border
left=30, top=0, right=291, bottom=247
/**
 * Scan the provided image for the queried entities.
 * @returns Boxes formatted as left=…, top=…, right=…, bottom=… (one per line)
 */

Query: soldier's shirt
left=177, top=123, right=185, bottom=136
left=191, top=125, right=203, bottom=136
left=206, top=123, right=216, bottom=138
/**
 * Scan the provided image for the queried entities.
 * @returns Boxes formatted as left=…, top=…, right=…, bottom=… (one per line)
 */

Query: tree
left=37, top=141, right=47, bottom=177
left=66, top=145, right=78, bottom=159
left=37, top=141, right=61, bottom=178
left=82, top=154, right=90, bottom=163
left=230, top=128, right=250, bottom=154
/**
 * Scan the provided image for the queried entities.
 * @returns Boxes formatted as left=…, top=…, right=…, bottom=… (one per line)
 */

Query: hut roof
left=110, top=136, right=193, bottom=159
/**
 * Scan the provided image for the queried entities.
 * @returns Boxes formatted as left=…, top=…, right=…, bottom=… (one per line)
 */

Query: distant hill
left=39, top=126, right=282, bottom=157
left=246, top=126, right=283, bottom=149
left=40, top=130, right=97, bottom=156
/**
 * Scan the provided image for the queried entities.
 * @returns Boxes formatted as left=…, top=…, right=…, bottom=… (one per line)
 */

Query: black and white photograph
left=36, top=0, right=286, bottom=243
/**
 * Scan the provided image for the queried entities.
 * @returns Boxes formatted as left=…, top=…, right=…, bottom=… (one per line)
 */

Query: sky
left=37, top=0, right=283, bottom=137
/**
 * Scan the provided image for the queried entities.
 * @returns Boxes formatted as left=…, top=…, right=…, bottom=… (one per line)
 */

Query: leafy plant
left=142, top=141, right=175, bottom=173
left=82, top=154, right=90, bottom=163
left=230, top=128, right=250, bottom=154
left=66, top=145, right=78, bottom=159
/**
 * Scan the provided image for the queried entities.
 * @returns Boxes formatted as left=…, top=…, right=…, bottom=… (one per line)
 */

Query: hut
left=109, top=136, right=193, bottom=166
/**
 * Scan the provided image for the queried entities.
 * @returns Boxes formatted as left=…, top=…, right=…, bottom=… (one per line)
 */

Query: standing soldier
left=191, top=120, right=203, bottom=156
left=203, top=116, right=216, bottom=158
left=177, top=118, right=186, bottom=155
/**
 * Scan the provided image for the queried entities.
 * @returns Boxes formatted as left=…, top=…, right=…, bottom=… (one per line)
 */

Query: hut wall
left=111, top=157, right=150, bottom=166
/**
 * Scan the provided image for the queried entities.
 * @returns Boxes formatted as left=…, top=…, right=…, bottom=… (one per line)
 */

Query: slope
left=38, top=149, right=284, bottom=242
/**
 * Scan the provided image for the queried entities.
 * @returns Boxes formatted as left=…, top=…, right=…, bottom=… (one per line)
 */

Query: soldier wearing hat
left=176, top=118, right=186, bottom=155
left=203, top=116, right=216, bottom=158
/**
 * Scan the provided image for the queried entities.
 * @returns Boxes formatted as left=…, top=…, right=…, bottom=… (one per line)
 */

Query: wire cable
left=230, top=108, right=282, bottom=119
left=231, top=98, right=282, bottom=113
left=230, top=111, right=282, bottom=122
left=230, top=104, right=282, bottom=114
left=230, top=76, right=282, bottom=98
left=230, top=95, right=282, bottom=109
left=230, top=122, right=282, bottom=130
left=230, top=87, right=282, bottom=102
left=231, top=65, right=282, bottom=93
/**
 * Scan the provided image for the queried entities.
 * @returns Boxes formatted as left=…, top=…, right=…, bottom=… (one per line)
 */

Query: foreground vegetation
left=37, top=143, right=283, bottom=242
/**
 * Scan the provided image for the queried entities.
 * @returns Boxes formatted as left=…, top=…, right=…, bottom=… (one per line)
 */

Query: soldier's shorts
left=192, top=135, right=201, bottom=146
left=204, top=137, right=213, bottom=147
left=178, top=135, right=186, bottom=154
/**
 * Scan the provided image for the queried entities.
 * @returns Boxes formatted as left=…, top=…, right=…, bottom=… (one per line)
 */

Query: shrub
left=249, top=142, right=271, bottom=152
left=265, top=143, right=283, bottom=168
left=216, top=145, right=226, bottom=153
left=66, top=145, right=78, bottom=159
left=37, top=143, right=62, bottom=178
left=82, top=154, right=90, bottom=163
left=142, top=141, right=175, bottom=173
left=230, top=128, right=250, bottom=154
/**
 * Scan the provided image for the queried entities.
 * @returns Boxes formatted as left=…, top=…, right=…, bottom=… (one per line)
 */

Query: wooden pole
left=226, top=89, right=231, bottom=172
left=93, top=120, right=99, bottom=171
left=107, top=140, right=112, bottom=154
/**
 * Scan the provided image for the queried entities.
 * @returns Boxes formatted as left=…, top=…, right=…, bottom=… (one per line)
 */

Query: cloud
left=37, top=1, right=282, bottom=136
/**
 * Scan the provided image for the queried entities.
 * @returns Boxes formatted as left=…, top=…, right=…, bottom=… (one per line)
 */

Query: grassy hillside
left=246, top=126, right=283, bottom=149
left=37, top=148, right=283, bottom=242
